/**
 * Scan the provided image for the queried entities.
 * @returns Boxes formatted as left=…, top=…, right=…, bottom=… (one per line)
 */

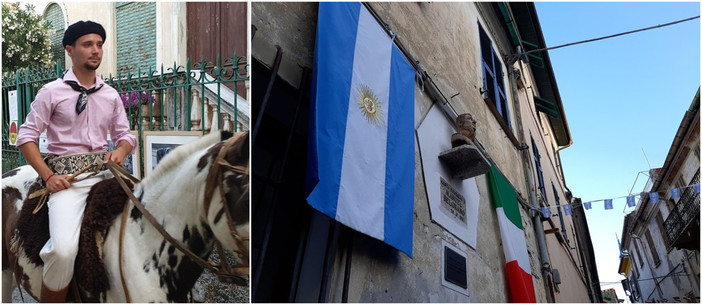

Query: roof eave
left=509, top=2, right=573, bottom=147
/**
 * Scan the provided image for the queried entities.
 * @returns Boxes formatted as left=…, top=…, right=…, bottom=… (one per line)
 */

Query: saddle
left=14, top=177, right=134, bottom=302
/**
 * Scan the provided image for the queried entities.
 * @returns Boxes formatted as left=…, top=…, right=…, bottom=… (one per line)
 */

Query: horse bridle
left=108, top=132, right=249, bottom=302
left=202, top=132, right=250, bottom=283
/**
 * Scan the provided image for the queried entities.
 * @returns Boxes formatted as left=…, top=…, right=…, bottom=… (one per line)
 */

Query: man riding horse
left=15, top=20, right=136, bottom=302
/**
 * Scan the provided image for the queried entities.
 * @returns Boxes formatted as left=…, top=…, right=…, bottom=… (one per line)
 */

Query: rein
left=106, top=133, right=249, bottom=301
left=202, top=133, right=250, bottom=281
left=28, top=162, right=103, bottom=214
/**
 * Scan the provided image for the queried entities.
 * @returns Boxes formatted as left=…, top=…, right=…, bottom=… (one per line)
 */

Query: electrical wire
left=599, top=271, right=688, bottom=285
left=518, top=15, right=700, bottom=56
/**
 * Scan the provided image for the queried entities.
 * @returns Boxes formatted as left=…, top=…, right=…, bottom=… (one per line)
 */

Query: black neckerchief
left=62, top=75, right=104, bottom=114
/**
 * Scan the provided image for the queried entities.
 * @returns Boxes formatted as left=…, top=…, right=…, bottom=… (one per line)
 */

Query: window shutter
left=644, top=230, right=660, bottom=265
left=116, top=2, right=157, bottom=74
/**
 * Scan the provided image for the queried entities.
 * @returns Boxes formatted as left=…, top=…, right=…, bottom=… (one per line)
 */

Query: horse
left=2, top=130, right=249, bottom=302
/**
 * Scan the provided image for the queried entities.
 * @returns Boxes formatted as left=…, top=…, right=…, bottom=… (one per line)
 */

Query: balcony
left=663, top=170, right=700, bottom=250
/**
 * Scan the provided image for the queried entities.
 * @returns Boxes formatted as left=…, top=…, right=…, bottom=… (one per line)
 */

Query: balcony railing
left=664, top=170, right=700, bottom=250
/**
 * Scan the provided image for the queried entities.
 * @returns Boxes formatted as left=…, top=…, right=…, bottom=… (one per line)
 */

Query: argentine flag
left=306, top=2, right=415, bottom=257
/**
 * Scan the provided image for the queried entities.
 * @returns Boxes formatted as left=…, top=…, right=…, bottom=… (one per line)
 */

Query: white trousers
left=39, top=171, right=112, bottom=290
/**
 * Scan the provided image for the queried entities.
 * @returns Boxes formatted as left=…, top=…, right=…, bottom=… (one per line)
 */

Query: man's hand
left=104, top=140, right=133, bottom=167
left=105, top=148, right=128, bottom=167
left=46, top=174, right=72, bottom=193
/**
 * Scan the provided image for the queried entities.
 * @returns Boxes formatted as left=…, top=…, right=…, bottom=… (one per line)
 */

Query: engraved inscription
left=440, top=177, right=467, bottom=225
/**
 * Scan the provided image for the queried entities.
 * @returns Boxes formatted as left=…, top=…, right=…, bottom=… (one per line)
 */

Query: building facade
left=251, top=2, right=599, bottom=302
left=620, top=89, right=700, bottom=303
left=28, top=2, right=246, bottom=81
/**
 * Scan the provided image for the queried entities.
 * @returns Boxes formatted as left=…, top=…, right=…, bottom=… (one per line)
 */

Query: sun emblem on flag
left=357, top=84, right=382, bottom=125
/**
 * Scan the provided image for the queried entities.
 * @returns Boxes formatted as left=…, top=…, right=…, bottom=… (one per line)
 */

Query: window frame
left=44, top=3, right=66, bottom=66
left=552, top=182, right=569, bottom=244
left=655, top=211, right=670, bottom=250
left=478, top=23, right=511, bottom=130
left=634, top=240, right=644, bottom=267
left=532, top=136, right=547, bottom=201
left=644, top=229, right=661, bottom=266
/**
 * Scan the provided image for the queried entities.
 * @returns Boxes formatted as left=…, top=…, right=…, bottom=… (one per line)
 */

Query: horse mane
left=141, top=131, right=225, bottom=186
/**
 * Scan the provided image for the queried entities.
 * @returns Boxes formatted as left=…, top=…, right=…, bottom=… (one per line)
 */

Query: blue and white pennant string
left=649, top=192, right=659, bottom=204
left=626, top=195, right=636, bottom=207
left=563, top=204, right=572, bottom=216
left=538, top=183, right=700, bottom=216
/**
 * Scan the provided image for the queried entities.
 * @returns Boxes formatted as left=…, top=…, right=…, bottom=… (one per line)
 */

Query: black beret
left=62, top=20, right=106, bottom=47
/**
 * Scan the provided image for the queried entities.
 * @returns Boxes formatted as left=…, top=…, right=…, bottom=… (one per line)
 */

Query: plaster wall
left=675, top=132, right=700, bottom=190
left=156, top=2, right=187, bottom=68
left=251, top=2, right=317, bottom=90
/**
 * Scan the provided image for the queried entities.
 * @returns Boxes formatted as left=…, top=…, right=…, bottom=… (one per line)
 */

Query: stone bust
left=451, top=113, right=477, bottom=147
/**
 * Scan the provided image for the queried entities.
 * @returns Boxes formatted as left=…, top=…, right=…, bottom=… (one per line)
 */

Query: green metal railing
left=2, top=54, right=248, bottom=174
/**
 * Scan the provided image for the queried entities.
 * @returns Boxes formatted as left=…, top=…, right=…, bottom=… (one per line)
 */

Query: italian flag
left=488, top=166, right=536, bottom=302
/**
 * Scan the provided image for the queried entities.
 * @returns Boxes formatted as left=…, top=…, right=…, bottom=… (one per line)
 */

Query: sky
left=535, top=2, right=700, bottom=302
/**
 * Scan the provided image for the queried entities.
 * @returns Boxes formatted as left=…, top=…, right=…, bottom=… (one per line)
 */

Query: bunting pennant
left=550, top=183, right=699, bottom=213
left=542, top=207, right=551, bottom=218
left=626, top=195, right=636, bottom=207
left=649, top=192, right=659, bottom=204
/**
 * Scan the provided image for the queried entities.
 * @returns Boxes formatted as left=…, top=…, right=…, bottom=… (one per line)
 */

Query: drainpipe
left=508, top=49, right=554, bottom=302
left=524, top=149, right=554, bottom=303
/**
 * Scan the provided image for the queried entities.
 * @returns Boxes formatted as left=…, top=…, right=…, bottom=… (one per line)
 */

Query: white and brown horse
left=2, top=130, right=249, bottom=302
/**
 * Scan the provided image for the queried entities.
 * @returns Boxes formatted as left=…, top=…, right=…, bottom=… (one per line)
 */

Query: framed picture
left=108, top=131, right=142, bottom=179
left=143, top=131, right=201, bottom=176
left=124, top=131, right=141, bottom=179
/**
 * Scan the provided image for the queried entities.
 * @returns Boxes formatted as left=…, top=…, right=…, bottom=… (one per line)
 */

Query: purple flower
left=121, top=91, right=155, bottom=109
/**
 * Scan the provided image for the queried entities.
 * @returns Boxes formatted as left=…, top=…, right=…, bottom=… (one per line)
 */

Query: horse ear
left=221, top=130, right=233, bottom=141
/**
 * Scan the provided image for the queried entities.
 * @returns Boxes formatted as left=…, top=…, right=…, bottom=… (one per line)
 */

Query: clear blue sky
left=535, top=2, right=700, bottom=302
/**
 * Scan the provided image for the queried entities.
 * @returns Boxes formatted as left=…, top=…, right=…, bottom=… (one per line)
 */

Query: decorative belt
left=46, top=152, right=107, bottom=175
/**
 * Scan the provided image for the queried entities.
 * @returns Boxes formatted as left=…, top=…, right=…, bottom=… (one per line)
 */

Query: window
left=644, top=230, right=660, bottom=266
left=44, top=3, right=65, bottom=66
left=532, top=136, right=546, bottom=201
left=667, top=175, right=687, bottom=210
left=655, top=211, right=670, bottom=250
left=674, top=175, right=687, bottom=201
left=553, top=182, right=569, bottom=244
left=634, top=240, right=644, bottom=267
left=115, top=2, right=157, bottom=74
left=479, top=24, right=510, bottom=128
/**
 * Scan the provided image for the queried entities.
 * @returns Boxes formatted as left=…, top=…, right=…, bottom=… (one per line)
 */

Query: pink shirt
left=16, top=68, right=137, bottom=156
